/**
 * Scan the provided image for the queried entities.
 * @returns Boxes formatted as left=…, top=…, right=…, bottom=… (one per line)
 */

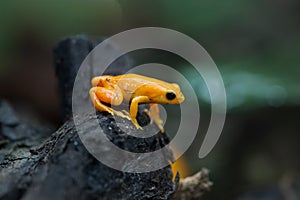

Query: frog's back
left=116, top=74, right=172, bottom=87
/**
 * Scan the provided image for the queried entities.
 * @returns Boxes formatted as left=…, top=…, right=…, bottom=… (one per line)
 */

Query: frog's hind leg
left=89, top=87, right=130, bottom=120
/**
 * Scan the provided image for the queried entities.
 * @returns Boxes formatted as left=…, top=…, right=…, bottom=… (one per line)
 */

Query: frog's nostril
left=178, top=95, right=185, bottom=102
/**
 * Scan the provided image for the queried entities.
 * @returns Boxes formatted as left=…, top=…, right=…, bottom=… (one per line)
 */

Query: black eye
left=166, top=92, right=176, bottom=100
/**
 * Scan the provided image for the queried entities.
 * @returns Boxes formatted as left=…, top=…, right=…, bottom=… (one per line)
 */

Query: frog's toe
left=121, top=110, right=130, bottom=116
left=103, top=108, right=114, bottom=116
left=113, top=110, right=131, bottom=120
left=157, top=124, right=165, bottom=133
left=135, top=124, right=143, bottom=130
left=153, top=118, right=164, bottom=133
left=143, top=108, right=150, bottom=115
left=131, top=120, right=143, bottom=130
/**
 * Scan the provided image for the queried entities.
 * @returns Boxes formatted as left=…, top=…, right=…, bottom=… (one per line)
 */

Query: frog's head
left=164, top=83, right=185, bottom=104
left=140, top=82, right=185, bottom=104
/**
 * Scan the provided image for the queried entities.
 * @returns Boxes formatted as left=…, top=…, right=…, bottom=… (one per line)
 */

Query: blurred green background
left=0, top=1, right=299, bottom=199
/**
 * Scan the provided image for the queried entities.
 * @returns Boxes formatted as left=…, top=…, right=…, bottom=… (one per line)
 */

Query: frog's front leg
left=130, top=96, right=150, bottom=130
left=144, top=104, right=165, bottom=133
left=89, top=86, right=130, bottom=120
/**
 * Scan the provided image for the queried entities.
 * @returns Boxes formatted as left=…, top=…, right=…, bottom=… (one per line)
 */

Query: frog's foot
left=131, top=118, right=143, bottom=130
left=99, top=106, right=130, bottom=120
left=108, top=108, right=131, bottom=120
left=121, top=110, right=130, bottom=116
left=151, top=114, right=164, bottom=133
left=144, top=107, right=165, bottom=133
left=154, top=120, right=164, bottom=133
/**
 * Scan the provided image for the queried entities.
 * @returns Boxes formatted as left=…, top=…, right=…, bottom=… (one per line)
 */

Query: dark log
left=0, top=35, right=211, bottom=200
left=0, top=35, right=178, bottom=200
left=54, top=35, right=93, bottom=120
left=0, top=100, right=177, bottom=199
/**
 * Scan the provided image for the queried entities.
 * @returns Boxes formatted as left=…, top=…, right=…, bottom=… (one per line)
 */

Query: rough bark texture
left=0, top=100, right=177, bottom=199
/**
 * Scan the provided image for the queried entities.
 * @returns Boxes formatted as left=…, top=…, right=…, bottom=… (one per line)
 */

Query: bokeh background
left=0, top=1, right=299, bottom=199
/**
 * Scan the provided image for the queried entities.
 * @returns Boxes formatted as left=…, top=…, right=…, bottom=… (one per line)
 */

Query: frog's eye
left=166, top=92, right=176, bottom=100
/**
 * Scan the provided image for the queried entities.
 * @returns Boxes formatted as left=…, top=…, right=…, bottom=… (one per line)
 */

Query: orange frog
left=89, top=74, right=185, bottom=132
